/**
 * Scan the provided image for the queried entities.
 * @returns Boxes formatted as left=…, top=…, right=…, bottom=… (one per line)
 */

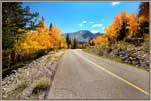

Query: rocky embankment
left=2, top=51, right=65, bottom=100
left=85, top=46, right=149, bottom=71
left=110, top=47, right=149, bottom=71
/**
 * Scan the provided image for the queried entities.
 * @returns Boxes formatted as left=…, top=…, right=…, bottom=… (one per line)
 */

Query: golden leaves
left=96, top=11, right=140, bottom=48
left=138, top=15, right=147, bottom=24
left=104, top=11, right=139, bottom=41
left=127, top=13, right=139, bottom=38
left=14, top=19, right=66, bottom=56
left=96, top=36, right=108, bottom=48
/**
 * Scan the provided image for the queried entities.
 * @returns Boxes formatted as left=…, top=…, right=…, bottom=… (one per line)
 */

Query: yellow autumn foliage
left=96, top=36, right=109, bottom=48
left=127, top=13, right=139, bottom=38
left=104, top=11, right=140, bottom=43
left=14, top=19, right=66, bottom=56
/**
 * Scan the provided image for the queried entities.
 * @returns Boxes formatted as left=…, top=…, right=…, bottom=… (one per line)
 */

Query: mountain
left=62, top=30, right=103, bottom=43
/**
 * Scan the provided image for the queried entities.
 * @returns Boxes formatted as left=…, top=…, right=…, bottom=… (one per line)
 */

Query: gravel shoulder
left=2, top=50, right=65, bottom=100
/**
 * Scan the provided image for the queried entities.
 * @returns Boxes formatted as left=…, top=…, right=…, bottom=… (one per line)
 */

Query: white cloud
left=82, top=20, right=87, bottom=23
left=102, top=27, right=105, bottom=30
left=92, top=24, right=103, bottom=28
left=91, top=30, right=99, bottom=33
left=78, top=20, right=87, bottom=27
left=112, top=2, right=120, bottom=6
left=78, top=23, right=83, bottom=27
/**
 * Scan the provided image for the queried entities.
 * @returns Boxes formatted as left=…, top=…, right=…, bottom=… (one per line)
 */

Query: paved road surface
left=46, top=49, right=150, bottom=100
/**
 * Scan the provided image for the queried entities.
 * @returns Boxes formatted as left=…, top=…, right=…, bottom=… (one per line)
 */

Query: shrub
left=142, top=34, right=149, bottom=52
left=114, top=41, right=135, bottom=51
left=2, top=49, right=12, bottom=69
left=98, top=47, right=104, bottom=56
left=33, top=78, right=51, bottom=94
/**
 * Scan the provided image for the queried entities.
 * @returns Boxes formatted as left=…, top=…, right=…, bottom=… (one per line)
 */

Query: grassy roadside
left=2, top=49, right=66, bottom=78
left=83, top=49, right=148, bottom=72
left=2, top=49, right=66, bottom=100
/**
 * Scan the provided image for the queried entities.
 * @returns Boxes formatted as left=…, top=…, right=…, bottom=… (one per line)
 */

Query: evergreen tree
left=138, top=2, right=149, bottom=36
left=138, top=2, right=149, bottom=21
left=117, top=22, right=128, bottom=41
left=73, top=38, right=78, bottom=49
left=66, top=34, right=71, bottom=48
left=49, top=22, right=53, bottom=32
left=2, top=2, right=39, bottom=49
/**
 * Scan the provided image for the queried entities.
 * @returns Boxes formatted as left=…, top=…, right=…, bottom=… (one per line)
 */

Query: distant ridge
left=62, top=30, right=103, bottom=43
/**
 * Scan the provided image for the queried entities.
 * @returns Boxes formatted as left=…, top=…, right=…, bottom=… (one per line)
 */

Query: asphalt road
left=46, top=49, right=150, bottom=100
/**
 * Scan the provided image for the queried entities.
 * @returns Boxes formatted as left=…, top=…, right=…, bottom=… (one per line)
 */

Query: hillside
left=62, top=30, right=103, bottom=43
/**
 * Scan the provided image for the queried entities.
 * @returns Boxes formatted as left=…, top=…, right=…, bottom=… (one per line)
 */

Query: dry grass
left=31, top=78, right=51, bottom=99
left=3, top=80, right=29, bottom=100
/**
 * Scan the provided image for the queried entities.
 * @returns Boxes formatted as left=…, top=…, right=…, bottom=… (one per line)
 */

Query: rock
left=2, top=51, right=65, bottom=99
left=39, top=92, right=45, bottom=99
left=18, top=68, right=23, bottom=73
left=12, top=70, right=17, bottom=73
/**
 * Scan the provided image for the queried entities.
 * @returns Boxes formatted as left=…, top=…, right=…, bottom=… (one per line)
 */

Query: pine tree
left=73, top=38, right=77, bottom=49
left=2, top=2, right=39, bottom=49
left=138, top=2, right=149, bottom=21
left=138, top=2, right=149, bottom=36
left=66, top=34, right=71, bottom=48
left=49, top=23, right=53, bottom=32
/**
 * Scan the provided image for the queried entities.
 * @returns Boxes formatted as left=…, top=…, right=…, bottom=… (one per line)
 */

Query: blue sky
left=22, top=2, right=141, bottom=34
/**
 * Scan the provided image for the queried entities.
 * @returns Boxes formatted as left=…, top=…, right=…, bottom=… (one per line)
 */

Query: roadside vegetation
left=2, top=2, right=67, bottom=78
left=2, top=51, right=64, bottom=99
left=31, top=78, right=51, bottom=99
left=84, top=2, right=149, bottom=71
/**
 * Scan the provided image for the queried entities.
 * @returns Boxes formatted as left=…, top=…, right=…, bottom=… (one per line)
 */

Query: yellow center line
left=75, top=51, right=149, bottom=96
